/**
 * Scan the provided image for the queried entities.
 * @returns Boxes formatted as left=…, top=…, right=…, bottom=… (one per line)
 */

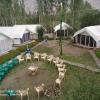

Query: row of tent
left=0, top=23, right=100, bottom=55
left=54, top=23, right=100, bottom=49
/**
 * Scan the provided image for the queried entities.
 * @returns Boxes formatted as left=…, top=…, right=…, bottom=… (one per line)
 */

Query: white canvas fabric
left=0, top=24, right=42, bottom=39
left=0, top=34, right=12, bottom=55
left=54, top=22, right=72, bottom=32
left=73, top=25, right=100, bottom=48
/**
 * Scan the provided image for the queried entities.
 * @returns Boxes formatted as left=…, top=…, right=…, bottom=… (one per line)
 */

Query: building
left=54, top=22, right=72, bottom=38
left=0, top=33, right=12, bottom=55
left=73, top=25, right=100, bottom=48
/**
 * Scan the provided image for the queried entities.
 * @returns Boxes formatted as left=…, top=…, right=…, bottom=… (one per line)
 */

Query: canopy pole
left=80, top=35, right=82, bottom=45
left=85, top=35, right=87, bottom=46
left=64, top=30, right=65, bottom=37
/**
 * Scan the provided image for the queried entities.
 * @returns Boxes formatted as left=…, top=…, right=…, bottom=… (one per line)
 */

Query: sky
left=86, top=0, right=100, bottom=9
left=24, top=0, right=100, bottom=14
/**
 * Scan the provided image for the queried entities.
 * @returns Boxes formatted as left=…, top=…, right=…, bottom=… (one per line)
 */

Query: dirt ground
left=46, top=40, right=88, bottom=56
left=0, top=61, right=58, bottom=99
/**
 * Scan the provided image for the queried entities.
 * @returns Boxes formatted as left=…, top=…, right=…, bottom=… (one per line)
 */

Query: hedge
left=0, top=41, right=38, bottom=64
left=95, top=48, right=100, bottom=59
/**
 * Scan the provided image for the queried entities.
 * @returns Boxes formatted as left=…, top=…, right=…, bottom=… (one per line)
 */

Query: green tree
left=37, top=26, right=44, bottom=41
left=80, top=9, right=100, bottom=28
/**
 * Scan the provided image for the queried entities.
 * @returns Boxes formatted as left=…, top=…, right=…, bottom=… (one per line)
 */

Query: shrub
left=0, top=41, right=38, bottom=64
left=37, top=26, right=44, bottom=41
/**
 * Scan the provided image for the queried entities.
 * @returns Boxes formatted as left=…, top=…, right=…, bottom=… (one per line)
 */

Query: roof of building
left=54, top=22, right=72, bottom=32
left=73, top=25, right=100, bottom=42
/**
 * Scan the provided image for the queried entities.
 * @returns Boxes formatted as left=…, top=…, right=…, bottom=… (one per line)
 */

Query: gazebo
left=54, top=22, right=72, bottom=38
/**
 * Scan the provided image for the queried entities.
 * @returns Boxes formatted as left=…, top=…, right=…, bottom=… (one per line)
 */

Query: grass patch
left=33, top=45, right=53, bottom=54
left=62, top=52, right=97, bottom=68
left=95, top=49, right=100, bottom=59
left=56, top=65, right=100, bottom=100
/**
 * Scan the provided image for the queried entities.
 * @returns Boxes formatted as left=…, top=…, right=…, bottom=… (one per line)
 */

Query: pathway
left=64, top=60, right=100, bottom=73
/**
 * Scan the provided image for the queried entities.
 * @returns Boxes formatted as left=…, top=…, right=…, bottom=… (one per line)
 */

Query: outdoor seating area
left=0, top=50, right=67, bottom=99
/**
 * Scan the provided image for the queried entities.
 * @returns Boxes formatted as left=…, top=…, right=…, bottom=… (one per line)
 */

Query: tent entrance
left=74, top=34, right=96, bottom=48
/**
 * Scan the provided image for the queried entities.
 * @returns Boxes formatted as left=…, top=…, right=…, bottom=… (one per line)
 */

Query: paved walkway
left=89, top=50, right=100, bottom=68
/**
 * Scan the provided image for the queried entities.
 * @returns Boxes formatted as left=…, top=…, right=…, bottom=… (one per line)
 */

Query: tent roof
left=0, top=27, right=15, bottom=38
left=14, top=24, right=42, bottom=34
left=73, top=25, right=100, bottom=42
left=54, top=22, right=72, bottom=32
left=0, top=24, right=42, bottom=39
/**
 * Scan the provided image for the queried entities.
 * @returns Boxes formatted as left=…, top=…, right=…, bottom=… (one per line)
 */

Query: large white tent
left=14, top=24, right=42, bottom=40
left=0, top=33, right=12, bottom=55
left=73, top=25, right=100, bottom=48
left=54, top=22, right=72, bottom=38
left=0, top=26, right=28, bottom=45
left=0, top=24, right=42, bottom=45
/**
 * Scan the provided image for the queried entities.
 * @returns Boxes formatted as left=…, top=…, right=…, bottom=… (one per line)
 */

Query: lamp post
left=59, top=2, right=63, bottom=56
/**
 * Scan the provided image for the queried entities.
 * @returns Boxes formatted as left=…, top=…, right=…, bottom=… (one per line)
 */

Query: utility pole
left=59, top=2, right=63, bottom=56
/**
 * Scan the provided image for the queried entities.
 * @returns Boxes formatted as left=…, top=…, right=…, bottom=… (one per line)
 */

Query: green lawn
left=62, top=52, right=97, bottom=68
left=95, top=49, right=100, bottom=59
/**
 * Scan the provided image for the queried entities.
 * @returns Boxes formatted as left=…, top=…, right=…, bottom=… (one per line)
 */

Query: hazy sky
left=86, top=0, right=100, bottom=9
left=24, top=0, right=100, bottom=13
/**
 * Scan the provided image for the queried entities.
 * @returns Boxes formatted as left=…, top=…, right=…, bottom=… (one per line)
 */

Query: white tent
left=0, top=26, right=28, bottom=45
left=54, top=22, right=71, bottom=32
left=0, top=24, right=42, bottom=45
left=73, top=25, right=100, bottom=48
left=14, top=24, right=42, bottom=40
left=0, top=33, right=12, bottom=55
left=54, top=22, right=72, bottom=38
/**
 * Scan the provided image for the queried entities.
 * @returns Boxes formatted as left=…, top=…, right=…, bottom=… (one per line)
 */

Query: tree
left=37, top=26, right=44, bottom=41
left=80, top=10, right=100, bottom=28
